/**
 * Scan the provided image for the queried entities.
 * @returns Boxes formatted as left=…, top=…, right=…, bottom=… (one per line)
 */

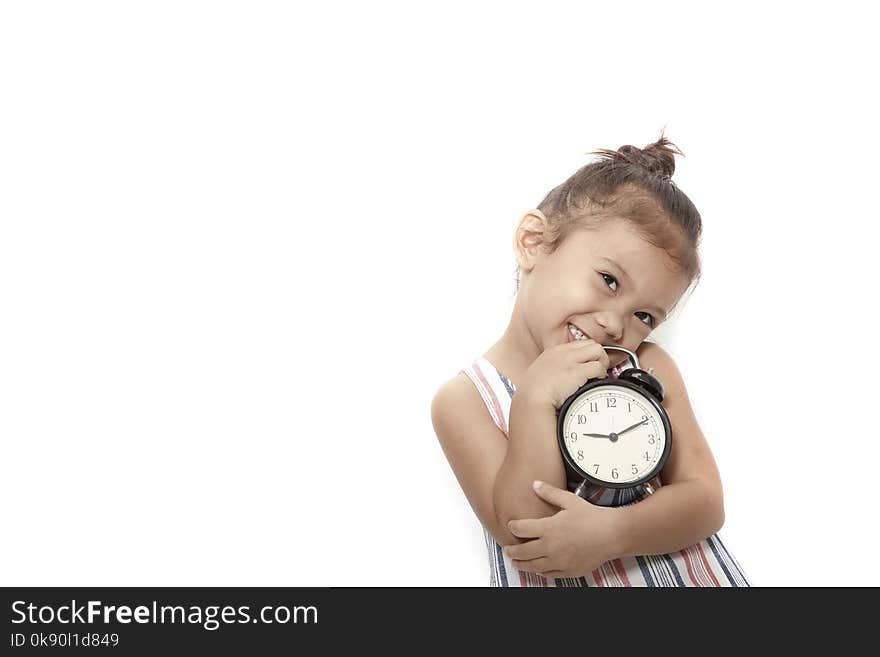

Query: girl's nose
left=595, top=313, right=623, bottom=341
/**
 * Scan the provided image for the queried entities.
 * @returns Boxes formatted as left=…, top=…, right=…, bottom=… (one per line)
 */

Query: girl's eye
left=599, top=273, right=655, bottom=328
left=635, top=311, right=655, bottom=328
left=599, top=272, right=618, bottom=292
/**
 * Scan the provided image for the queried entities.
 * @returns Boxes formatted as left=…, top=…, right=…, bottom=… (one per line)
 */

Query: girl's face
left=515, top=212, right=691, bottom=370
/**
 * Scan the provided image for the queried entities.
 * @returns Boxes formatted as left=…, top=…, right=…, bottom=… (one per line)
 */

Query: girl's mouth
left=567, top=323, right=589, bottom=342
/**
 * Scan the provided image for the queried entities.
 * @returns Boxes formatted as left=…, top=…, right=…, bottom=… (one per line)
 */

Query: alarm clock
left=556, top=346, right=671, bottom=498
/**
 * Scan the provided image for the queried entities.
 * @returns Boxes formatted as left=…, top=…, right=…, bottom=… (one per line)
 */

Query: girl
left=431, top=131, right=750, bottom=587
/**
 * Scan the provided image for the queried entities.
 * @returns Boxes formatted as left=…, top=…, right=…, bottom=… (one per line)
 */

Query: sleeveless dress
left=460, top=355, right=751, bottom=587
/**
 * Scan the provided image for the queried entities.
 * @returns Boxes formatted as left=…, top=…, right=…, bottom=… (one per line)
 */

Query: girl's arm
left=607, top=342, right=725, bottom=557
left=434, top=341, right=610, bottom=550
left=492, top=391, right=568, bottom=540
left=432, top=369, right=576, bottom=548
left=492, top=340, right=612, bottom=543
left=431, top=373, right=523, bottom=546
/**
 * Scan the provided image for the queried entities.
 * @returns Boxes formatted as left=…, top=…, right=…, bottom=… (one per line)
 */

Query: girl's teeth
left=568, top=324, right=587, bottom=340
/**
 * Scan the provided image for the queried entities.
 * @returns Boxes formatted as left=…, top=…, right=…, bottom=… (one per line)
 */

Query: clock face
left=560, top=383, right=668, bottom=486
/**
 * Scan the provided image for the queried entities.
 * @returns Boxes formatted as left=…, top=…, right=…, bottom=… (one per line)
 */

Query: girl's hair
left=514, top=128, right=703, bottom=316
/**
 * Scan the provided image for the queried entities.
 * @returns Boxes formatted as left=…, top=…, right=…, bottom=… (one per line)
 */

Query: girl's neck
left=483, top=327, right=540, bottom=390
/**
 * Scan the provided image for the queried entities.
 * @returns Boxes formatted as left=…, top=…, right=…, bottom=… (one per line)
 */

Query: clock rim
left=555, top=378, right=673, bottom=490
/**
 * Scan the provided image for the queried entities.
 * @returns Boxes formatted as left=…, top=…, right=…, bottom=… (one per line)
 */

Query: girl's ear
left=513, top=209, right=550, bottom=273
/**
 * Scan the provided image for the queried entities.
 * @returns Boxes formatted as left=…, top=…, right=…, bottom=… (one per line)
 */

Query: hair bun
left=590, top=128, right=684, bottom=180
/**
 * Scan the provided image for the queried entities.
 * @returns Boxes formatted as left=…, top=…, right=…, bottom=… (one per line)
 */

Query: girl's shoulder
left=431, top=369, right=503, bottom=436
left=636, top=339, right=661, bottom=361
left=633, top=340, right=679, bottom=385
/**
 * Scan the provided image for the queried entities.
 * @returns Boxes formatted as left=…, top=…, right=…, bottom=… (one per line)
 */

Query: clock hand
left=582, top=433, right=611, bottom=439
left=615, top=418, right=649, bottom=437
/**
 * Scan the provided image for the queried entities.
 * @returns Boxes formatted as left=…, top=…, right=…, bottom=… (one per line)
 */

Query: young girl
left=431, top=132, right=750, bottom=587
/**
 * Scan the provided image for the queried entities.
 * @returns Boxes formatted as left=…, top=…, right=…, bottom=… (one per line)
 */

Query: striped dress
left=460, top=355, right=751, bottom=587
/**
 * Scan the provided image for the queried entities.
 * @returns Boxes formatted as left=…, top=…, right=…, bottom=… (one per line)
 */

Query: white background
left=1, top=1, right=877, bottom=586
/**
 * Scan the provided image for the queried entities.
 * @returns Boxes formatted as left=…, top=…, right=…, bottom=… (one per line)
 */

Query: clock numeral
left=606, top=397, right=617, bottom=408
left=627, top=402, right=632, bottom=413
left=648, top=435, right=655, bottom=445
left=570, top=432, right=578, bottom=443
left=588, top=402, right=598, bottom=413
left=644, top=451, right=651, bottom=461
left=642, top=414, right=648, bottom=422
left=631, top=464, right=638, bottom=475
left=577, top=414, right=587, bottom=424
left=611, top=468, right=619, bottom=480
left=577, top=449, right=584, bottom=461
left=593, top=464, right=600, bottom=475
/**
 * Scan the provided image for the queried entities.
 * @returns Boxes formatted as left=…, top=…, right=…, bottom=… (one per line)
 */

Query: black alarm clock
left=556, top=346, right=671, bottom=498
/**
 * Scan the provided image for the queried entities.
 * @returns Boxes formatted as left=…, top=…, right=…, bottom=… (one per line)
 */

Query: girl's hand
left=517, top=339, right=611, bottom=410
left=503, top=481, right=620, bottom=579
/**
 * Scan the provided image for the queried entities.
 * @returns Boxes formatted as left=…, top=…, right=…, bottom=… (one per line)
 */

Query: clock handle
left=602, top=345, right=639, bottom=370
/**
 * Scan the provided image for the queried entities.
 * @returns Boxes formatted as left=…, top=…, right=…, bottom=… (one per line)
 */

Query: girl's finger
left=571, top=341, right=611, bottom=370
left=503, top=538, right=546, bottom=562
left=507, top=517, right=546, bottom=539
left=578, top=360, right=606, bottom=381
left=532, top=480, right=581, bottom=510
